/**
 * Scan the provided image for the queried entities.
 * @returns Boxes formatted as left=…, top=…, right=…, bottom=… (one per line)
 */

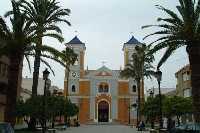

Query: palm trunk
left=30, top=34, right=42, bottom=130
left=32, top=32, right=42, bottom=97
left=136, top=78, right=141, bottom=127
left=65, top=67, right=70, bottom=97
left=32, top=47, right=41, bottom=97
left=187, top=45, right=200, bottom=123
left=5, top=53, right=23, bottom=127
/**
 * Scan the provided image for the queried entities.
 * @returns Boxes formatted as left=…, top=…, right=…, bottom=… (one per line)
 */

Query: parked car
left=0, top=122, right=14, bottom=133
left=171, top=123, right=200, bottom=133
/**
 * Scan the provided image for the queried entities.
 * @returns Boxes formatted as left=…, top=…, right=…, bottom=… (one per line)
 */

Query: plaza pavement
left=57, top=125, right=150, bottom=133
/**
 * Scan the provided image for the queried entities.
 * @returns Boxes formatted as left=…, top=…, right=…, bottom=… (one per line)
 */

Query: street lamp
left=42, top=68, right=50, bottom=133
left=128, top=106, right=131, bottom=125
left=149, top=89, right=154, bottom=129
left=154, top=69, right=163, bottom=129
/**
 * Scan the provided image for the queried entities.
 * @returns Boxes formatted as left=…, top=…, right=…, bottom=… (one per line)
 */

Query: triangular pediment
left=95, top=66, right=112, bottom=76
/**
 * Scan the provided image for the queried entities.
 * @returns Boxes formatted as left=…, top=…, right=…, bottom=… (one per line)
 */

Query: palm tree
left=0, top=0, right=36, bottom=125
left=120, top=44, right=154, bottom=127
left=142, top=0, right=200, bottom=122
left=20, top=0, right=71, bottom=97
left=61, top=47, right=77, bottom=97
left=1, top=1, right=71, bottom=126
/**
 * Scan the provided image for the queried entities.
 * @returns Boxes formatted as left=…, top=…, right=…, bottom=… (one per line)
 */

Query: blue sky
left=0, top=0, right=188, bottom=92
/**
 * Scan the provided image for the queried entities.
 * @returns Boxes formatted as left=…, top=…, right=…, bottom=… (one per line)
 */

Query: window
left=184, top=88, right=191, bottom=97
left=99, top=85, right=103, bottom=92
left=98, top=83, right=109, bottom=93
left=183, top=72, right=190, bottom=81
left=132, top=85, right=137, bottom=92
left=71, top=85, right=76, bottom=92
left=74, top=59, right=78, bottom=65
left=104, top=85, right=109, bottom=92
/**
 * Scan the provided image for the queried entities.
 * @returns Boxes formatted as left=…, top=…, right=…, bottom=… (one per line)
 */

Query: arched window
left=132, top=85, right=136, bottom=92
left=104, top=85, right=109, bottom=92
left=98, top=83, right=109, bottom=93
left=72, top=85, right=76, bottom=92
left=99, top=85, right=103, bottom=92
left=74, top=59, right=78, bottom=65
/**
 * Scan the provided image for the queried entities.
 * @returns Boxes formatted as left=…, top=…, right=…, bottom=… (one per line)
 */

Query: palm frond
left=45, top=25, right=62, bottom=34
left=40, top=58, right=55, bottom=76
left=0, top=17, right=11, bottom=36
left=40, top=45, right=62, bottom=58
left=43, top=33, right=64, bottom=42
left=143, top=30, right=172, bottom=40
left=120, top=44, right=155, bottom=80
left=157, top=45, right=182, bottom=69
left=4, top=11, right=13, bottom=18
left=24, top=54, right=32, bottom=73
left=156, top=5, right=183, bottom=25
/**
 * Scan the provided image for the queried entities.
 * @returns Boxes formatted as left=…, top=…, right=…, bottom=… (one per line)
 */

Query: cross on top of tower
left=102, top=61, right=107, bottom=66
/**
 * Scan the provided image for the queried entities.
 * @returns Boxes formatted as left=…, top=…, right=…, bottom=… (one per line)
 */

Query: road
left=57, top=125, right=150, bottom=133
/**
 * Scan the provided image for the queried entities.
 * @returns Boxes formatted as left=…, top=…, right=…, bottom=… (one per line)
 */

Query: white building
left=20, top=77, right=51, bottom=100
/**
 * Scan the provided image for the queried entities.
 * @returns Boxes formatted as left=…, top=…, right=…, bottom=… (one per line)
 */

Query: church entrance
left=98, top=101, right=109, bottom=122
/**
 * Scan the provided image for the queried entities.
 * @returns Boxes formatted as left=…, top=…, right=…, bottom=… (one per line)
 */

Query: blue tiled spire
left=124, top=36, right=141, bottom=44
left=66, top=36, right=84, bottom=44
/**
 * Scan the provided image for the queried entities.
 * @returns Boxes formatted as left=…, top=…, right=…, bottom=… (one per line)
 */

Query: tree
left=0, top=0, right=71, bottom=126
left=142, top=95, right=165, bottom=129
left=20, top=0, right=71, bottom=97
left=143, top=95, right=193, bottom=130
left=163, top=96, right=192, bottom=126
left=142, top=0, right=200, bottom=122
left=0, top=0, right=36, bottom=126
left=15, top=96, right=79, bottom=130
left=120, top=44, right=155, bottom=125
left=62, top=47, right=78, bottom=96
left=15, top=98, right=26, bottom=118
left=64, top=99, right=79, bottom=126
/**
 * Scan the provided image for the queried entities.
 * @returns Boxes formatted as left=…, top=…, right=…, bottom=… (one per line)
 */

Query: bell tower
left=123, top=36, right=142, bottom=67
left=122, top=35, right=145, bottom=110
left=64, top=36, right=86, bottom=96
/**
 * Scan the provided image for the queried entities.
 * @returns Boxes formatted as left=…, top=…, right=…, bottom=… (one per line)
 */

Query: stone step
left=86, top=122, right=121, bottom=125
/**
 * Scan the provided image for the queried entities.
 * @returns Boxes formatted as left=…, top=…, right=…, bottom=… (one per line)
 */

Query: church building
left=64, top=36, right=144, bottom=125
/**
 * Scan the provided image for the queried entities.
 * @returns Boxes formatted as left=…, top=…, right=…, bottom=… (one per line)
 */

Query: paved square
left=58, top=125, right=150, bottom=133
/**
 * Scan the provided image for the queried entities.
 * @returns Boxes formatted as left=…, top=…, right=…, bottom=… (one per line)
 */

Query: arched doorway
left=98, top=101, right=109, bottom=122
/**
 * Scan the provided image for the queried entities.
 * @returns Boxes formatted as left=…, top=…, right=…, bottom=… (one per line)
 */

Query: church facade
left=64, top=36, right=144, bottom=125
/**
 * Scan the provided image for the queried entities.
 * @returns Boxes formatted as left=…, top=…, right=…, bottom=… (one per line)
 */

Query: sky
left=0, top=0, right=189, bottom=92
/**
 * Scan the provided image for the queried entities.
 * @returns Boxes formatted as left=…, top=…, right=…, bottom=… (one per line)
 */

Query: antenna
left=75, top=30, right=78, bottom=36
left=130, top=32, right=134, bottom=37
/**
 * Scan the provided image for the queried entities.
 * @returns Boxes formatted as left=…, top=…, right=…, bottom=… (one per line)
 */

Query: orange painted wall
left=79, top=81, right=90, bottom=96
left=118, top=81, right=129, bottom=95
left=118, top=98, right=129, bottom=124
left=79, top=98, right=90, bottom=123
left=80, top=51, right=84, bottom=78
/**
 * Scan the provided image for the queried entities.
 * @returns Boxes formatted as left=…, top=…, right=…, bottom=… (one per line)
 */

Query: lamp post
left=149, top=89, right=154, bottom=129
left=43, top=68, right=50, bottom=133
left=154, top=69, right=163, bottom=129
left=128, top=106, right=131, bottom=125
